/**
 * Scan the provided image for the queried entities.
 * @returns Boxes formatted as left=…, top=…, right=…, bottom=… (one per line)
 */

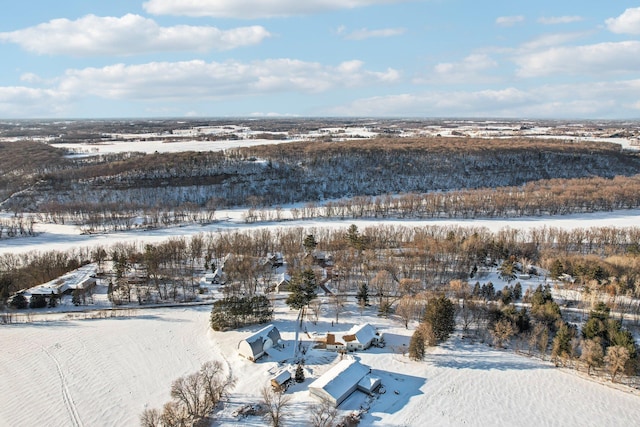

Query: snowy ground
left=1, top=300, right=639, bottom=427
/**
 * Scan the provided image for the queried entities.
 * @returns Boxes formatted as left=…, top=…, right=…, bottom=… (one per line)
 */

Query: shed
left=271, top=369, right=292, bottom=391
left=308, top=359, right=372, bottom=407
left=238, top=324, right=282, bottom=362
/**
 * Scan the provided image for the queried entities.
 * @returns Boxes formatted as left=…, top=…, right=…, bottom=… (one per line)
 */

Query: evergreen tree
left=285, top=268, right=317, bottom=311
left=303, top=234, right=318, bottom=253
left=295, top=364, right=305, bottom=383
left=107, top=280, right=114, bottom=302
left=29, top=294, right=47, bottom=309
left=551, top=322, right=576, bottom=366
left=423, top=295, right=456, bottom=343
left=550, top=259, right=564, bottom=279
left=356, top=283, right=369, bottom=307
left=513, top=282, right=522, bottom=300
left=472, top=282, right=481, bottom=297
left=346, top=224, right=365, bottom=250
left=408, top=328, right=425, bottom=361
left=48, top=292, right=57, bottom=308
left=9, top=293, right=28, bottom=310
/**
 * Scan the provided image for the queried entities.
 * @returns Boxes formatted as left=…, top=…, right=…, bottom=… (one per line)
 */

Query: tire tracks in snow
left=41, top=345, right=83, bottom=427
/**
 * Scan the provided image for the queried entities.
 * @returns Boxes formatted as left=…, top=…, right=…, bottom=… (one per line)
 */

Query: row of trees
left=5, top=223, right=640, bottom=311
left=0, top=216, right=36, bottom=239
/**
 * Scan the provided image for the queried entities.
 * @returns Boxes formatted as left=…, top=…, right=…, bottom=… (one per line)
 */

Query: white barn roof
left=308, top=359, right=370, bottom=406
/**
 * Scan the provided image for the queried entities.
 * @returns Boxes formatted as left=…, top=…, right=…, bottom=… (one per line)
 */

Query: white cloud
left=0, top=86, right=68, bottom=116
left=537, top=16, right=583, bottom=25
left=515, top=41, right=640, bottom=78
left=143, top=0, right=413, bottom=19
left=417, top=54, right=498, bottom=85
left=496, top=16, right=525, bottom=27
left=520, top=32, right=588, bottom=50
left=53, top=59, right=400, bottom=100
left=341, top=27, right=406, bottom=40
left=328, top=80, right=640, bottom=118
left=0, top=14, right=270, bottom=56
left=606, top=7, right=640, bottom=35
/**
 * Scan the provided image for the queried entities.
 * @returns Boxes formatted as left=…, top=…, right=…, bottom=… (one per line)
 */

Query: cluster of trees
left=0, top=216, right=36, bottom=239
left=210, top=295, right=273, bottom=331
left=140, top=361, right=235, bottom=427
left=409, top=295, right=456, bottom=360
left=455, top=283, right=639, bottom=383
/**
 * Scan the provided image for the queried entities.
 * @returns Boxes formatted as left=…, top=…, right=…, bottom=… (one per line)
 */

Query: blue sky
left=1, top=1, right=640, bottom=119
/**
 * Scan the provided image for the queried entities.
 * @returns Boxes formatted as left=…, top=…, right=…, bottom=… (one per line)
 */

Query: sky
left=1, top=1, right=640, bottom=119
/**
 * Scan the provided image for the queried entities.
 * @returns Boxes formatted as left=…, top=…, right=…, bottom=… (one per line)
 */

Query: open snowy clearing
left=1, top=300, right=639, bottom=427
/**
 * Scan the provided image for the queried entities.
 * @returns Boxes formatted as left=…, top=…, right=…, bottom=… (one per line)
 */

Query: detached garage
left=238, top=324, right=282, bottom=362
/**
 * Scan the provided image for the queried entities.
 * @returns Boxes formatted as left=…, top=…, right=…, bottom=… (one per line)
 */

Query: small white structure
left=308, top=358, right=380, bottom=407
left=238, top=324, right=282, bottom=362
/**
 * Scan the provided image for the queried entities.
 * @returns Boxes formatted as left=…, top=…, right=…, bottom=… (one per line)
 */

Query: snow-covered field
left=1, top=301, right=639, bottom=427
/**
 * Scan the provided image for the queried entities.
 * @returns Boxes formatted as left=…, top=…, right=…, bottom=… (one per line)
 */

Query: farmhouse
left=238, top=324, right=282, bottom=362
left=308, top=358, right=381, bottom=407
left=324, top=324, right=382, bottom=352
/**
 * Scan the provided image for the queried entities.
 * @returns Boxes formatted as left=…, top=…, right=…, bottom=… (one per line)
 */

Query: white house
left=308, top=358, right=380, bottom=407
left=238, top=324, right=282, bottom=362
left=324, top=324, right=382, bottom=352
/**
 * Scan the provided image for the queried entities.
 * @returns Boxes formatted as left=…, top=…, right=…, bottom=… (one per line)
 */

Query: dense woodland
left=2, top=135, right=640, bottom=221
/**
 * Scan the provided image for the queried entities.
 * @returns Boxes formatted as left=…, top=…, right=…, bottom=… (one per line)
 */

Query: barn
left=237, top=324, right=282, bottom=362
left=308, top=358, right=380, bottom=407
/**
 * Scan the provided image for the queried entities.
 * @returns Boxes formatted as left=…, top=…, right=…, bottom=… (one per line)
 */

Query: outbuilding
left=308, top=358, right=380, bottom=407
left=238, top=324, right=282, bottom=362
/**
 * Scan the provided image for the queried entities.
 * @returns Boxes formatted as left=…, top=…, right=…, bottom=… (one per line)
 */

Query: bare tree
left=139, top=408, right=161, bottom=427
left=580, top=338, right=604, bottom=376
left=308, top=299, right=322, bottom=325
left=309, top=397, right=338, bottom=427
left=168, top=361, right=234, bottom=423
left=491, top=318, right=515, bottom=349
left=396, top=296, right=418, bottom=329
left=604, top=345, right=630, bottom=383
left=261, top=386, right=293, bottom=427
